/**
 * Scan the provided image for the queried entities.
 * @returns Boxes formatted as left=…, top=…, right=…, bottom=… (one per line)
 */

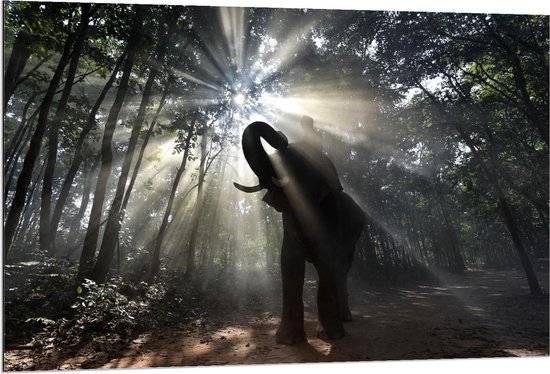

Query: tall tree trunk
left=120, top=75, right=173, bottom=215
left=50, top=50, right=127, bottom=247
left=40, top=4, right=91, bottom=256
left=66, top=159, right=96, bottom=258
left=78, top=6, right=144, bottom=278
left=90, top=12, right=175, bottom=283
left=11, top=158, right=47, bottom=259
left=435, top=190, right=466, bottom=272
left=202, top=153, right=229, bottom=274
left=184, top=131, right=209, bottom=282
left=150, top=122, right=196, bottom=279
left=3, top=15, right=78, bottom=257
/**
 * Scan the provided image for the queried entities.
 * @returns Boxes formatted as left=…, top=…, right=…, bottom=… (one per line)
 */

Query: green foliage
left=66, top=279, right=138, bottom=337
left=25, top=317, right=56, bottom=326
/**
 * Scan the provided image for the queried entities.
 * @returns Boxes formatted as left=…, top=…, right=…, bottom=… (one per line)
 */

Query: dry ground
left=4, top=269, right=548, bottom=370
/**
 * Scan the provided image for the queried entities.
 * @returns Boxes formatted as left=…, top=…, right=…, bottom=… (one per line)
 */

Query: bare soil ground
left=4, top=269, right=548, bottom=370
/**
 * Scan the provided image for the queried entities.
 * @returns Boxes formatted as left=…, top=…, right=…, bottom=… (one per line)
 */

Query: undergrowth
left=3, top=256, right=281, bottom=356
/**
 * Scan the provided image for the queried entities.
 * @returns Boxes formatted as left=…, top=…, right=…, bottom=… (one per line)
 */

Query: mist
left=3, top=2, right=548, bottom=370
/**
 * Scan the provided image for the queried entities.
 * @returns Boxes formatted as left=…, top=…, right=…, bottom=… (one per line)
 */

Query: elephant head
left=234, top=121, right=342, bottom=212
left=233, top=121, right=288, bottom=190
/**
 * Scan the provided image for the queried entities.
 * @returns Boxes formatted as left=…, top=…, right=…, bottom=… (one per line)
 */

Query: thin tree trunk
left=11, top=158, right=47, bottom=259
left=184, top=132, right=209, bottom=281
left=202, top=153, right=229, bottom=274
left=197, top=167, right=221, bottom=272
left=150, top=122, right=196, bottom=279
left=65, top=159, right=95, bottom=258
left=120, top=75, right=173, bottom=215
left=78, top=6, right=144, bottom=278
left=435, top=190, right=466, bottom=272
left=40, top=4, right=91, bottom=256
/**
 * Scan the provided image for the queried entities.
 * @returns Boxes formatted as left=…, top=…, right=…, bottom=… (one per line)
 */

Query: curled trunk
left=240, top=121, right=288, bottom=187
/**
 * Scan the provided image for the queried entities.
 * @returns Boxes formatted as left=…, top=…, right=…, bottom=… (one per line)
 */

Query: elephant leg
left=337, top=264, right=353, bottom=321
left=336, top=243, right=355, bottom=321
left=337, top=193, right=366, bottom=322
left=315, top=258, right=345, bottom=340
left=276, top=216, right=307, bottom=345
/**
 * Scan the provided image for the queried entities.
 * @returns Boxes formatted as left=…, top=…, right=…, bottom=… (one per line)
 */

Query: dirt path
left=4, top=269, right=548, bottom=370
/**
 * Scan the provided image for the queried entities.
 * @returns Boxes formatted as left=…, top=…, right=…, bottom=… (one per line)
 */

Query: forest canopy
left=3, top=2, right=548, bottom=292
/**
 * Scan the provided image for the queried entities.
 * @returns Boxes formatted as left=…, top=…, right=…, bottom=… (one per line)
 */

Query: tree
left=78, top=5, right=145, bottom=278
left=49, top=50, right=127, bottom=247
left=40, top=3, right=94, bottom=255
left=89, top=7, right=180, bottom=283
left=3, top=1, right=43, bottom=109
left=371, top=12, right=547, bottom=293
left=4, top=2, right=86, bottom=257
left=150, top=114, right=197, bottom=279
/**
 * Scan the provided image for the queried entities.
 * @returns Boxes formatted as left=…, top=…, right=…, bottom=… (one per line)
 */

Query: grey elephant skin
left=234, top=121, right=366, bottom=345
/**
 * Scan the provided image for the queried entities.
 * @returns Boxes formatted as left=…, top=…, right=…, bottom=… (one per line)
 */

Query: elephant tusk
left=272, top=176, right=290, bottom=187
left=233, top=182, right=264, bottom=193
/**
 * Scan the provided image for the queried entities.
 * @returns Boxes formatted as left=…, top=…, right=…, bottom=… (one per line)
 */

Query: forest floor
left=3, top=267, right=549, bottom=370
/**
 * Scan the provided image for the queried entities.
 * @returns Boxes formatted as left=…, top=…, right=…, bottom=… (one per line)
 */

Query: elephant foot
left=316, top=323, right=345, bottom=340
left=276, top=324, right=307, bottom=345
left=341, top=311, right=353, bottom=322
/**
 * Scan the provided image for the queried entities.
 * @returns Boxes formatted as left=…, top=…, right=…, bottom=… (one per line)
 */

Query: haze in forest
left=2, top=1, right=548, bottom=369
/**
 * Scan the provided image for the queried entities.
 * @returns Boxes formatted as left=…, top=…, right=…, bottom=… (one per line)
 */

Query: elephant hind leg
left=338, top=251, right=354, bottom=322
left=337, top=267, right=353, bottom=322
left=338, top=280, right=353, bottom=322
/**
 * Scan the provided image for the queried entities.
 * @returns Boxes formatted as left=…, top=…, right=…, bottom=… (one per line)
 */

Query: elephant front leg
left=316, top=261, right=346, bottom=340
left=276, top=236, right=307, bottom=345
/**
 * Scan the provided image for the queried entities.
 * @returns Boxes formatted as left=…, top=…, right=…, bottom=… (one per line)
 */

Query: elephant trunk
left=241, top=121, right=288, bottom=188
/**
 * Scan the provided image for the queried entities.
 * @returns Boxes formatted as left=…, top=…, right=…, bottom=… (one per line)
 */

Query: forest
left=3, top=1, right=549, bottom=370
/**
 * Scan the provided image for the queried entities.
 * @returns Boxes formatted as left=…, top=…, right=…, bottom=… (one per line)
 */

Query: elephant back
left=290, top=141, right=343, bottom=193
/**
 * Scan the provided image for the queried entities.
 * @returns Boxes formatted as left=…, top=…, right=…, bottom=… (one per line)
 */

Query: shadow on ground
left=4, top=269, right=548, bottom=370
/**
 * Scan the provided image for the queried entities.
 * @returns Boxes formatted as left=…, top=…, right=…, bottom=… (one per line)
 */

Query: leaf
left=76, top=285, right=83, bottom=294
left=25, top=317, right=56, bottom=326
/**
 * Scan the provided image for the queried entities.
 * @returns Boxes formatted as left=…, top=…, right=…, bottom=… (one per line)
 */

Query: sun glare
left=233, top=93, right=246, bottom=106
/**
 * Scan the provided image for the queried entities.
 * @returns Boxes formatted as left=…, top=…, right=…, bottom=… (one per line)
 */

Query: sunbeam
left=4, top=4, right=547, bottom=368
left=217, top=7, right=246, bottom=70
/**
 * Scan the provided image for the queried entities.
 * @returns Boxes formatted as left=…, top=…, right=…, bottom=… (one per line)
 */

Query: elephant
left=234, top=121, right=366, bottom=344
